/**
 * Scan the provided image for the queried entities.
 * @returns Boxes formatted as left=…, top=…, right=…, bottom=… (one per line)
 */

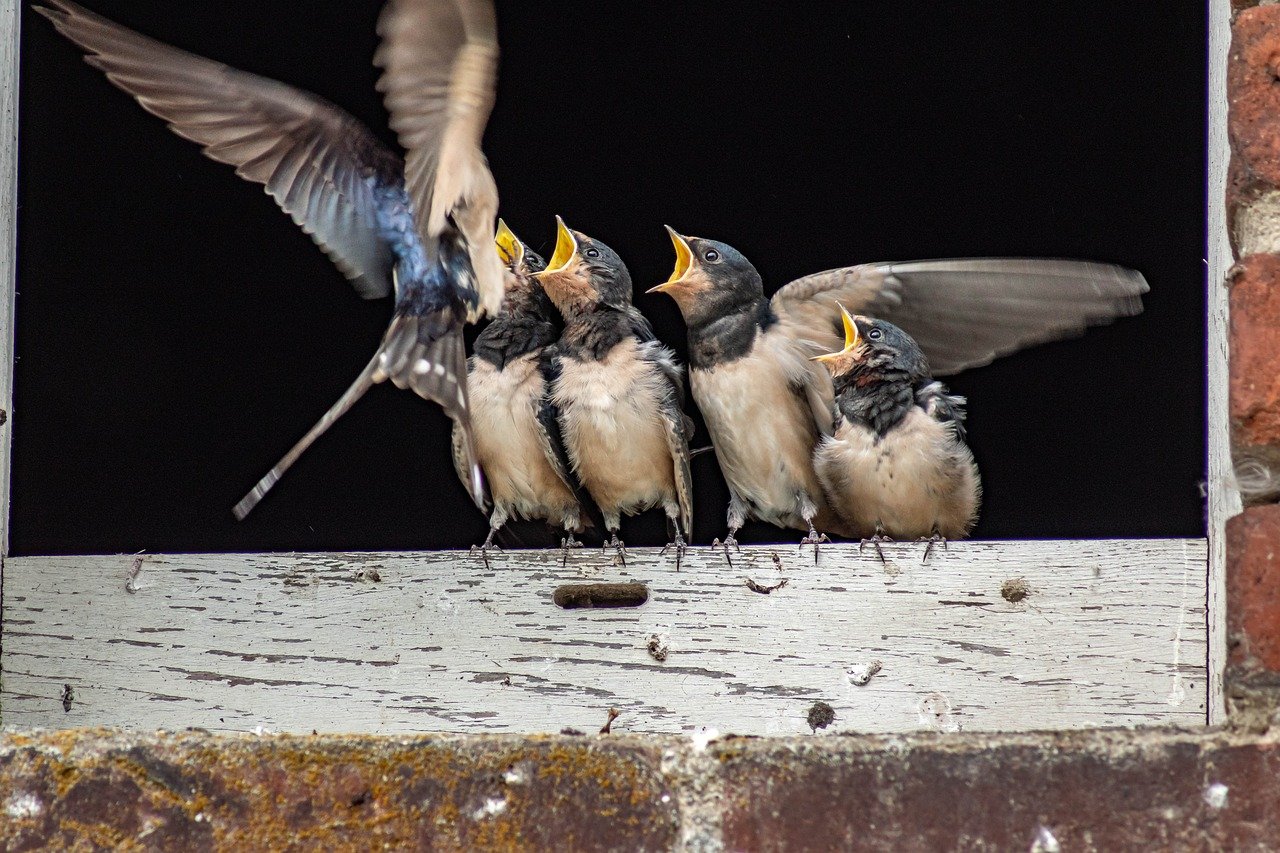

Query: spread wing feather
left=37, top=0, right=402, bottom=300
left=773, top=258, right=1148, bottom=376
left=375, top=0, right=503, bottom=319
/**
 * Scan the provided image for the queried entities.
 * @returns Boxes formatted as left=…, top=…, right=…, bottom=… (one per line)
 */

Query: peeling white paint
left=689, top=727, right=720, bottom=752
left=1030, top=825, right=1060, bottom=852
left=1203, top=782, right=1229, bottom=810
left=5, top=792, right=42, bottom=820
left=473, top=797, right=508, bottom=820
left=847, top=660, right=883, bottom=687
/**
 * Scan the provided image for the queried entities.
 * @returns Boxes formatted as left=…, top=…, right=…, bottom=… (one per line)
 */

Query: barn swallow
left=649, top=231, right=846, bottom=563
left=812, top=308, right=980, bottom=561
left=652, top=231, right=1146, bottom=560
left=537, top=218, right=693, bottom=565
left=455, top=221, right=590, bottom=565
left=37, top=0, right=505, bottom=518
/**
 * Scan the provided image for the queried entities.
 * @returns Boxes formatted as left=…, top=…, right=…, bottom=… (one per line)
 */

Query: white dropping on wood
left=1, top=542, right=1207, bottom=734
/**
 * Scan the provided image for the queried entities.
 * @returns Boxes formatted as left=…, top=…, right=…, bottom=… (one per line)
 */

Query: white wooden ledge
left=1, top=541, right=1207, bottom=735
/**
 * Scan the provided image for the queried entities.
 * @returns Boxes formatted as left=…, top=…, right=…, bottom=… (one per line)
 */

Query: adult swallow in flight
left=37, top=0, right=506, bottom=518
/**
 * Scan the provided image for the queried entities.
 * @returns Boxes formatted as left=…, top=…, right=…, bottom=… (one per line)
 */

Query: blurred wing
left=37, top=0, right=402, bottom=299
left=376, top=0, right=503, bottom=318
left=773, top=259, right=1148, bottom=376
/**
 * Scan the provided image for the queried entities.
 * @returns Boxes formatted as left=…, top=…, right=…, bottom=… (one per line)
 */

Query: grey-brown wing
left=375, top=0, right=503, bottom=319
left=775, top=259, right=1148, bottom=376
left=452, top=373, right=491, bottom=513
left=533, top=354, right=577, bottom=492
left=645, top=346, right=694, bottom=539
left=37, top=0, right=402, bottom=300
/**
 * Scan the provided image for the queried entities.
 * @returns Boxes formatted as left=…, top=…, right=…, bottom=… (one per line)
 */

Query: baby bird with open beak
left=812, top=308, right=980, bottom=560
left=537, top=218, right=694, bottom=564
left=652, top=229, right=1146, bottom=562
left=649, top=230, right=849, bottom=561
left=452, top=221, right=589, bottom=564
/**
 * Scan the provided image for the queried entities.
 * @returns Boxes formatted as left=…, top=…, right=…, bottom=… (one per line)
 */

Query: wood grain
left=1207, top=0, right=1236, bottom=725
left=0, top=0, right=18, bottom=556
left=2, top=541, right=1207, bottom=734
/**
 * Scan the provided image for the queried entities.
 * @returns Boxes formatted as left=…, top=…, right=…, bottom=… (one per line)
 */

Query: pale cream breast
left=691, top=330, right=832, bottom=530
left=553, top=340, right=676, bottom=515
left=470, top=355, right=578, bottom=522
left=815, top=407, right=979, bottom=539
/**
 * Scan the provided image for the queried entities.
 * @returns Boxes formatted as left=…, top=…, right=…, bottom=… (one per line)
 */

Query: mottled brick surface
left=1228, top=505, right=1280, bottom=675
left=4, top=729, right=1280, bottom=851
left=0, top=731, right=676, bottom=852
left=1229, top=6, right=1280, bottom=252
left=720, top=732, right=1280, bottom=852
left=1230, top=255, right=1280, bottom=451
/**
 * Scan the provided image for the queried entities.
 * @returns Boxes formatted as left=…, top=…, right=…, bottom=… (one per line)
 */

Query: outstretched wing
left=37, top=0, right=402, bottom=300
left=772, top=259, right=1148, bottom=376
left=375, top=0, right=503, bottom=319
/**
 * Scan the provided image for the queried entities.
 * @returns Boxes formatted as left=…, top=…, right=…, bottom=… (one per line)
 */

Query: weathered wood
left=1207, top=0, right=1237, bottom=725
left=0, top=0, right=18, bottom=557
left=2, top=541, right=1207, bottom=734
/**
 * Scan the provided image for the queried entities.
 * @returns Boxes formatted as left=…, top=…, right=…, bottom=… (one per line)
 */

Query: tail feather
left=234, top=306, right=483, bottom=519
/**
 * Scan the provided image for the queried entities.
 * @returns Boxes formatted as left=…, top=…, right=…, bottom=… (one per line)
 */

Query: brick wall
left=1229, top=5, right=1280, bottom=727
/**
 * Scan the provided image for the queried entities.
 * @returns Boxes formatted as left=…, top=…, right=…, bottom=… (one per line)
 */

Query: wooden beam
left=1, top=541, right=1207, bottom=734
left=1206, top=0, right=1237, bottom=725
left=0, top=0, right=19, bottom=557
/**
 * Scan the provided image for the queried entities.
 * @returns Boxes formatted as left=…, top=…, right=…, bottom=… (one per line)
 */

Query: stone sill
left=3, top=726, right=1277, bottom=850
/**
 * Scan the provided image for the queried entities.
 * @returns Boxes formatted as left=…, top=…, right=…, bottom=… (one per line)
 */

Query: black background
left=16, top=1, right=1207, bottom=555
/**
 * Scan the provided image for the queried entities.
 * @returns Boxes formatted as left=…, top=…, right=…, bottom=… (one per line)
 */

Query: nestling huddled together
left=38, top=0, right=1149, bottom=563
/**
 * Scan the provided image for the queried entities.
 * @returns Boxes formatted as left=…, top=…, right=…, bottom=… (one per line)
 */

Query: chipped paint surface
left=3, top=728, right=1280, bottom=851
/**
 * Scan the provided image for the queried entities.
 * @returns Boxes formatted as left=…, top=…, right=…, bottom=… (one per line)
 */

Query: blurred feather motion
left=36, top=0, right=505, bottom=518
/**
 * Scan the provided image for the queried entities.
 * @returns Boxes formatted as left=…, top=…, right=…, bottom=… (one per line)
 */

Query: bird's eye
left=867, top=328, right=883, bottom=341
left=704, top=250, right=721, bottom=263
left=584, top=247, right=600, bottom=259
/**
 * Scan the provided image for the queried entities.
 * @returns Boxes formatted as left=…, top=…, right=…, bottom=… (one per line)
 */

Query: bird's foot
left=917, top=531, right=948, bottom=564
left=859, top=529, right=893, bottom=565
left=560, top=532, right=583, bottom=567
left=712, top=533, right=741, bottom=567
left=799, top=525, right=831, bottom=566
left=605, top=533, right=627, bottom=566
left=661, top=532, right=688, bottom=571
left=470, top=529, right=503, bottom=569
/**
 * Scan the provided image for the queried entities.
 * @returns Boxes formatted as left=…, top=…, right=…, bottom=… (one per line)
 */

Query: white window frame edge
left=0, top=0, right=1232, bottom=727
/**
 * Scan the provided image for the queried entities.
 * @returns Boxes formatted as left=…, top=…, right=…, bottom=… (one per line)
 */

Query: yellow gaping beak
left=538, top=216, right=578, bottom=277
left=646, top=226, right=693, bottom=294
left=494, top=218, right=523, bottom=266
left=811, top=305, right=863, bottom=363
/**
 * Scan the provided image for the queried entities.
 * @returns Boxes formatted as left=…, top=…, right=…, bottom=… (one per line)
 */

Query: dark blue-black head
left=813, top=307, right=932, bottom=388
left=648, top=228, right=765, bottom=328
left=534, top=216, right=634, bottom=313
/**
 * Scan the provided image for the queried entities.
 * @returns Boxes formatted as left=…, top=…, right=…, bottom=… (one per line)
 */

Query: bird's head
left=647, top=228, right=763, bottom=326
left=495, top=218, right=549, bottom=306
left=812, top=306, right=931, bottom=385
left=535, top=216, right=633, bottom=312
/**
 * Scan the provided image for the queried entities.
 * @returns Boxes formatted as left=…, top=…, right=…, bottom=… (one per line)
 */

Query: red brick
left=1228, top=6, right=1280, bottom=250
left=720, top=733, right=1280, bottom=851
left=1230, top=255, right=1280, bottom=449
left=1228, top=504, right=1280, bottom=673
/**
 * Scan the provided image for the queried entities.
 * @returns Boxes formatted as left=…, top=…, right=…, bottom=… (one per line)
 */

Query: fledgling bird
left=652, top=231, right=1147, bottom=558
left=537, top=218, right=694, bottom=564
left=812, top=308, right=980, bottom=560
left=454, top=221, right=589, bottom=562
left=37, top=0, right=505, bottom=518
